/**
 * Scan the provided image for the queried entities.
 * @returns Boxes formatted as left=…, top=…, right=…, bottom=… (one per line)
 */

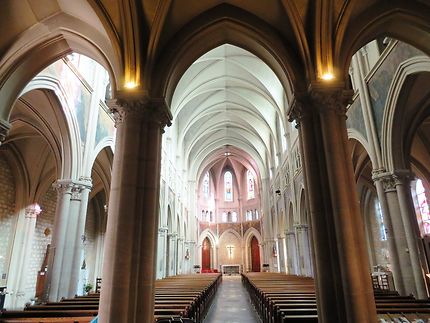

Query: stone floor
left=203, top=275, right=261, bottom=323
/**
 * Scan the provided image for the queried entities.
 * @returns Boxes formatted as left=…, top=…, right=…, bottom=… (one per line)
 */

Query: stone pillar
left=47, top=180, right=91, bottom=299
left=168, top=233, right=178, bottom=276
left=277, top=235, right=286, bottom=273
left=157, top=227, right=168, bottom=278
left=177, top=238, right=184, bottom=274
left=285, top=230, right=299, bottom=275
left=274, top=238, right=281, bottom=272
left=295, top=224, right=313, bottom=277
left=375, top=171, right=427, bottom=298
left=99, top=96, right=171, bottom=323
left=5, top=204, right=42, bottom=308
left=70, top=178, right=92, bottom=296
left=373, top=171, right=408, bottom=295
left=288, top=88, right=377, bottom=322
left=45, top=180, right=74, bottom=301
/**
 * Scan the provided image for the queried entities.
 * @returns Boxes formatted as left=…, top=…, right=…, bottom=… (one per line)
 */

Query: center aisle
left=203, top=275, right=261, bottom=323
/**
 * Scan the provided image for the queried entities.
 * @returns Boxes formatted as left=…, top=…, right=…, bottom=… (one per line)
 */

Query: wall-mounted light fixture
left=275, top=190, right=281, bottom=196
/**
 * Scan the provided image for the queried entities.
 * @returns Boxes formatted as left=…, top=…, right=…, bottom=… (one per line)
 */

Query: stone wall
left=0, top=154, right=16, bottom=287
left=25, top=187, right=57, bottom=297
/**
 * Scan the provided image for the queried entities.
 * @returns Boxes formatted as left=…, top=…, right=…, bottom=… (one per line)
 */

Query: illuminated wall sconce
left=321, top=72, right=334, bottom=81
left=124, top=81, right=137, bottom=89
left=185, top=249, right=190, bottom=260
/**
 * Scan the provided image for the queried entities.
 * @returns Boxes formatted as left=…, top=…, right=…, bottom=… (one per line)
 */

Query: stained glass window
left=416, top=179, right=430, bottom=235
left=375, top=200, right=387, bottom=241
left=203, top=172, right=209, bottom=198
left=247, top=170, right=255, bottom=199
left=224, top=171, right=233, bottom=201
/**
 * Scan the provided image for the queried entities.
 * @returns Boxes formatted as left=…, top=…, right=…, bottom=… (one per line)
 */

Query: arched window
left=232, top=212, right=238, bottom=222
left=222, top=212, right=227, bottom=222
left=374, top=200, right=387, bottom=241
left=203, top=172, right=209, bottom=198
left=247, top=170, right=255, bottom=199
left=246, top=210, right=252, bottom=221
left=224, top=171, right=233, bottom=201
left=416, top=179, right=430, bottom=235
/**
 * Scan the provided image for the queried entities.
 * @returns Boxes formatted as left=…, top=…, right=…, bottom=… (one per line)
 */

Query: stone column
left=395, top=172, right=428, bottom=298
left=277, top=235, right=286, bottom=273
left=288, top=88, right=377, bottom=322
left=99, top=95, right=171, bottom=323
left=168, top=233, right=178, bottom=276
left=157, top=227, right=168, bottom=278
left=53, top=181, right=91, bottom=298
left=295, top=224, right=313, bottom=277
left=177, top=237, right=184, bottom=274
left=70, top=178, right=92, bottom=296
left=375, top=171, right=427, bottom=298
left=5, top=204, right=42, bottom=308
left=373, top=171, right=407, bottom=294
left=274, top=238, right=281, bottom=272
left=285, top=230, right=299, bottom=275
left=45, top=180, right=74, bottom=301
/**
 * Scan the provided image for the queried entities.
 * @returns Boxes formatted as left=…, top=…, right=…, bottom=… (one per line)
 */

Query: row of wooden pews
left=0, top=273, right=221, bottom=323
left=242, top=272, right=430, bottom=323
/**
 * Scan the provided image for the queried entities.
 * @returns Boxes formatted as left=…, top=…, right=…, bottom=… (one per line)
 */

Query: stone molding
left=285, top=230, right=296, bottom=236
left=287, top=88, right=354, bottom=127
left=53, top=179, right=93, bottom=199
left=158, top=227, right=168, bottom=234
left=294, top=224, right=309, bottom=231
left=372, top=170, right=415, bottom=192
left=106, top=94, right=172, bottom=129
left=0, top=119, right=11, bottom=144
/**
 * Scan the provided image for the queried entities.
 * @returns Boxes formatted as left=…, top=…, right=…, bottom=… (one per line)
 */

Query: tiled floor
left=203, top=275, right=261, bottom=323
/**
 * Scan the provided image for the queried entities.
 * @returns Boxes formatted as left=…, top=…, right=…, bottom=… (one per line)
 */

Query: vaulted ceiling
left=2, top=0, right=430, bottom=122
left=170, top=44, right=287, bottom=180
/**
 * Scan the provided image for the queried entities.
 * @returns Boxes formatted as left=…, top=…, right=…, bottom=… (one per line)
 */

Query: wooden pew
left=242, top=272, right=430, bottom=323
left=0, top=274, right=222, bottom=323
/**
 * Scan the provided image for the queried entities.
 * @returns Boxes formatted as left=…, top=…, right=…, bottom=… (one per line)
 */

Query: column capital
left=25, top=203, right=43, bottom=219
left=294, top=224, right=309, bottom=231
left=107, top=93, right=172, bottom=129
left=285, top=230, right=296, bottom=236
left=0, top=119, right=11, bottom=145
left=78, top=176, right=93, bottom=189
left=158, top=227, right=168, bottom=234
left=372, top=170, right=415, bottom=192
left=53, top=179, right=92, bottom=199
left=288, top=87, right=354, bottom=126
left=53, top=179, right=75, bottom=195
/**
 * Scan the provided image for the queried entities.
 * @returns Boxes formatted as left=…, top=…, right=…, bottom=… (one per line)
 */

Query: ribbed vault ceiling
left=170, top=44, right=288, bottom=181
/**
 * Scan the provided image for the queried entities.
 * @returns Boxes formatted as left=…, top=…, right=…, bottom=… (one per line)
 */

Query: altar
left=221, top=264, right=242, bottom=275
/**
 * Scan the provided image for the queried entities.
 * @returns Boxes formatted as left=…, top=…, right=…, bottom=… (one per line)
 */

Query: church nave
left=204, top=276, right=260, bottom=323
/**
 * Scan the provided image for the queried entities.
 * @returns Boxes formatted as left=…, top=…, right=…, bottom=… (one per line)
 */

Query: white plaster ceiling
left=169, top=44, right=288, bottom=181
